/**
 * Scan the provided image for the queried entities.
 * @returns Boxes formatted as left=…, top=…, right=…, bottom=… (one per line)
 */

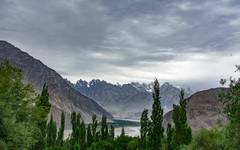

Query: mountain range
left=74, top=79, right=191, bottom=119
left=0, top=41, right=112, bottom=128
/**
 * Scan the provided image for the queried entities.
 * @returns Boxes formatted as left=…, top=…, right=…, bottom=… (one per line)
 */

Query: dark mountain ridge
left=0, top=40, right=112, bottom=128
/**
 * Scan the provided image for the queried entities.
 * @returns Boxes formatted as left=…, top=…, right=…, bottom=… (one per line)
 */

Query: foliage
left=114, top=136, right=135, bottom=150
left=33, top=82, right=51, bottom=150
left=121, top=127, right=125, bottom=137
left=87, top=124, right=93, bottom=147
left=140, top=109, right=148, bottom=150
left=89, top=140, right=114, bottom=150
left=46, top=115, right=57, bottom=147
left=91, top=114, right=98, bottom=142
left=149, top=79, right=164, bottom=150
left=109, top=125, right=115, bottom=140
left=0, top=61, right=50, bottom=149
left=101, top=115, right=108, bottom=140
left=219, top=67, right=240, bottom=149
left=186, top=128, right=226, bottom=150
left=57, top=111, right=65, bottom=146
left=166, top=123, right=174, bottom=150
left=172, top=89, right=192, bottom=147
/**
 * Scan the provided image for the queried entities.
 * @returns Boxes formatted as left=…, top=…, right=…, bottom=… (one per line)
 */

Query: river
left=64, top=119, right=140, bottom=139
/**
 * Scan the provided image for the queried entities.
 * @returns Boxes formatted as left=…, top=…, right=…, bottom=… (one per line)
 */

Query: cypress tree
left=166, top=123, right=174, bottom=150
left=172, top=89, right=192, bottom=147
left=87, top=124, right=93, bottom=147
left=149, top=79, right=164, bottom=150
left=79, top=117, right=86, bottom=150
left=46, top=115, right=57, bottom=147
left=121, top=127, right=125, bottom=137
left=33, top=83, right=51, bottom=150
left=92, top=114, right=98, bottom=141
left=57, top=111, right=65, bottom=146
left=71, top=112, right=78, bottom=148
left=71, top=112, right=86, bottom=149
left=101, top=115, right=108, bottom=140
left=140, top=109, right=149, bottom=150
left=37, top=83, right=51, bottom=108
left=109, top=125, right=115, bottom=140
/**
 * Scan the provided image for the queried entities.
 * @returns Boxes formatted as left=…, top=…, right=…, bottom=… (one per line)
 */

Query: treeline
left=1, top=60, right=240, bottom=150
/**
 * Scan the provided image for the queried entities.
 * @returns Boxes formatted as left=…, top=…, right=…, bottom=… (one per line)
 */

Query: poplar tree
left=57, top=111, right=65, bottom=146
left=46, top=115, right=57, bottom=147
left=101, top=115, right=108, bottom=140
left=149, top=79, right=164, bottom=150
left=71, top=112, right=78, bottom=148
left=92, top=114, right=98, bottom=141
left=140, top=109, right=149, bottom=150
left=121, top=127, right=125, bottom=137
left=87, top=124, right=93, bottom=147
left=172, top=89, right=192, bottom=147
left=166, top=123, right=174, bottom=150
left=33, top=83, right=51, bottom=150
left=79, top=117, right=86, bottom=150
left=110, top=125, right=115, bottom=140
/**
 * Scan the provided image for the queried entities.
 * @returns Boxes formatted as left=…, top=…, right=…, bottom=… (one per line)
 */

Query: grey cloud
left=0, top=0, right=240, bottom=89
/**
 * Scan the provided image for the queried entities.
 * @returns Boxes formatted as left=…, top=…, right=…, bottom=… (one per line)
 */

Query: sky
left=0, top=0, right=240, bottom=90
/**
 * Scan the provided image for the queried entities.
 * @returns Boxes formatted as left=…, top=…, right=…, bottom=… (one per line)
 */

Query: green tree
left=92, top=114, right=98, bottom=142
left=57, top=111, right=65, bottom=146
left=70, top=112, right=78, bottom=149
left=79, top=116, right=86, bottom=150
left=172, top=89, right=192, bottom=147
left=121, top=127, right=125, bottom=137
left=87, top=124, right=93, bottom=147
left=166, top=123, right=174, bottom=150
left=33, top=82, right=51, bottom=150
left=0, top=61, right=50, bottom=150
left=220, top=68, right=240, bottom=149
left=109, top=125, right=115, bottom=140
left=140, top=109, right=149, bottom=150
left=70, top=112, right=86, bottom=149
left=46, top=114, right=57, bottom=147
left=101, top=115, right=108, bottom=140
left=149, top=79, right=164, bottom=150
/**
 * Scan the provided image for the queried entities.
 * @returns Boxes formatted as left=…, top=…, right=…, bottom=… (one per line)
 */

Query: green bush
left=187, top=128, right=226, bottom=150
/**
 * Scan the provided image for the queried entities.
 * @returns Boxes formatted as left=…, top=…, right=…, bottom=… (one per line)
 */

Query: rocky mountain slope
left=0, top=41, right=112, bottom=128
left=74, top=79, right=188, bottom=119
left=163, top=88, right=228, bottom=132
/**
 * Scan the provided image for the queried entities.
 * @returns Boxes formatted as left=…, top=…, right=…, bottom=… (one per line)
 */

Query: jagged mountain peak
left=74, top=78, right=185, bottom=119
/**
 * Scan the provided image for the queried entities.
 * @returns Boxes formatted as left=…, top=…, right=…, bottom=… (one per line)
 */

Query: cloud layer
left=1, top=0, right=240, bottom=90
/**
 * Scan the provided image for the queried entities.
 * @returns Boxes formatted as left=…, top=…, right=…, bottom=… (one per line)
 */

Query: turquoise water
left=64, top=119, right=140, bottom=138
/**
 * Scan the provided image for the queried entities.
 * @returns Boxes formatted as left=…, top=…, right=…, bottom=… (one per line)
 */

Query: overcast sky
left=1, top=0, right=240, bottom=90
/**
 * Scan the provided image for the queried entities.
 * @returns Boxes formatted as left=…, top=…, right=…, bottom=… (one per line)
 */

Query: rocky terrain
left=0, top=41, right=113, bottom=128
left=74, top=79, right=189, bottom=119
left=163, top=88, right=228, bottom=132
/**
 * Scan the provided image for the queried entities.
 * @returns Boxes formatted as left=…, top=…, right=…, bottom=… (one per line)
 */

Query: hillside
left=163, top=88, right=228, bottom=131
left=0, top=41, right=112, bottom=128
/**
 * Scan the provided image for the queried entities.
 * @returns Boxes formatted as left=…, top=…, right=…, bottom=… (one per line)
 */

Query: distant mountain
left=74, top=79, right=190, bottom=119
left=0, top=41, right=112, bottom=128
left=163, top=88, right=228, bottom=132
